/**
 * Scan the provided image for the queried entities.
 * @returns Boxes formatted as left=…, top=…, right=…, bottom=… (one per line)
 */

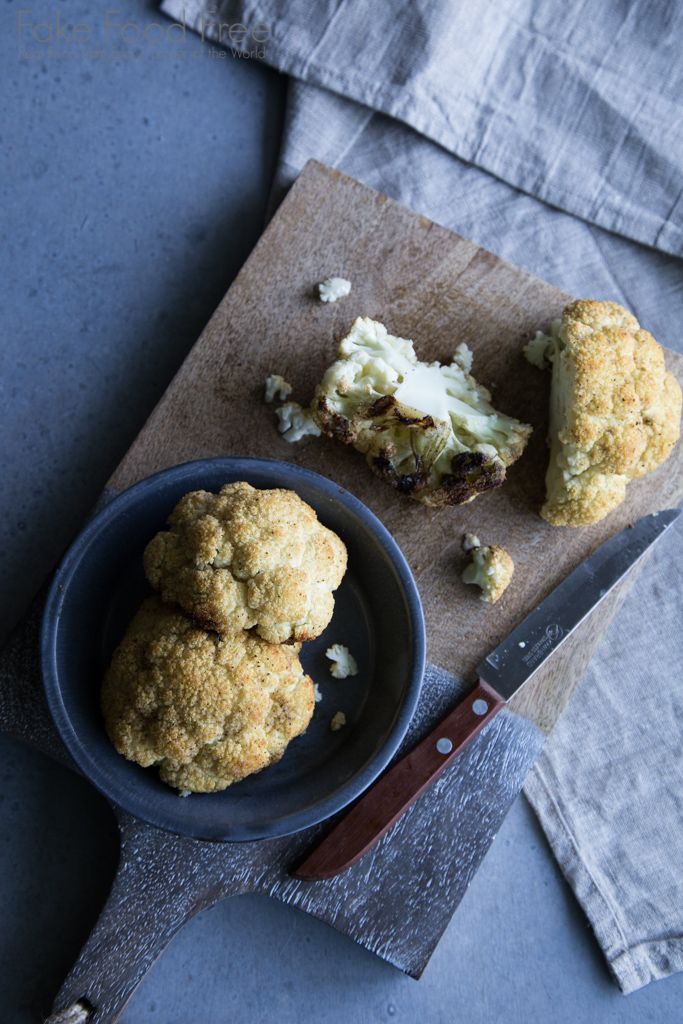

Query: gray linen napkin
left=162, top=0, right=683, bottom=994
left=162, top=0, right=683, bottom=257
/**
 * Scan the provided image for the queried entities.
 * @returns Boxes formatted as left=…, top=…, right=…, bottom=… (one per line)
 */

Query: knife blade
left=292, top=509, right=681, bottom=881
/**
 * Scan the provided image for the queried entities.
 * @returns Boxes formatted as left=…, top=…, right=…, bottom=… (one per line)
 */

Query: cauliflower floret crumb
left=325, top=644, right=358, bottom=679
left=453, top=342, right=474, bottom=374
left=462, top=533, right=481, bottom=552
left=265, top=374, right=293, bottom=403
left=314, top=683, right=323, bottom=703
left=462, top=545, right=514, bottom=603
left=523, top=327, right=557, bottom=371
left=318, top=277, right=351, bottom=303
left=528, top=301, right=682, bottom=527
left=275, top=401, right=322, bottom=442
left=101, top=597, right=315, bottom=793
left=143, top=481, right=347, bottom=644
left=330, top=711, right=347, bottom=731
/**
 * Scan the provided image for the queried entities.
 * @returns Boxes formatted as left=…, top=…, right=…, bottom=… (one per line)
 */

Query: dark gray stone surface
left=0, top=0, right=285, bottom=645
left=2, top=2, right=683, bottom=1021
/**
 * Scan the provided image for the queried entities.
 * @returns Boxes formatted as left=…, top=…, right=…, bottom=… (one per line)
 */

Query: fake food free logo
left=17, top=10, right=270, bottom=60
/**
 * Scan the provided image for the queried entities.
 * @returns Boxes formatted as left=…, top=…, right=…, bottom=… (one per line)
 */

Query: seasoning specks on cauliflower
left=526, top=300, right=682, bottom=527
left=461, top=544, right=514, bottom=603
left=101, top=598, right=315, bottom=793
left=311, top=317, right=532, bottom=506
left=143, top=481, right=347, bottom=644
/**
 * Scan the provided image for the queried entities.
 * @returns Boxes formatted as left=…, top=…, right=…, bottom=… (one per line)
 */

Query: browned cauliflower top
left=143, top=482, right=348, bottom=644
left=101, top=597, right=315, bottom=793
left=527, top=300, right=682, bottom=527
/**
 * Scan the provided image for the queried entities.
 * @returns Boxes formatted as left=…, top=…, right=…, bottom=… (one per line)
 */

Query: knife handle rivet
left=436, top=738, right=453, bottom=754
left=472, top=699, right=489, bottom=716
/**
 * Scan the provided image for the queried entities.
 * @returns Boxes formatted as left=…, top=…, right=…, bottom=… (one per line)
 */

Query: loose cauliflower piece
left=527, top=300, right=682, bottom=527
left=330, top=711, right=347, bottom=731
left=311, top=317, right=532, bottom=506
left=453, top=342, right=474, bottom=374
left=461, top=545, right=514, bottom=603
left=101, top=598, right=315, bottom=793
left=325, top=643, right=358, bottom=679
left=275, top=401, right=322, bottom=442
left=264, top=374, right=292, bottom=403
left=318, top=277, right=351, bottom=303
left=143, top=482, right=347, bottom=644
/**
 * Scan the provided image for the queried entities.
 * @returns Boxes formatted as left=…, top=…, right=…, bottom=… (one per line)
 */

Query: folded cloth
left=162, top=0, right=683, bottom=257
left=161, top=0, right=683, bottom=993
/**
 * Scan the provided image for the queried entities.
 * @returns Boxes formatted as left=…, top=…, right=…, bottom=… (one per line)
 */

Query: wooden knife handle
left=292, top=679, right=505, bottom=880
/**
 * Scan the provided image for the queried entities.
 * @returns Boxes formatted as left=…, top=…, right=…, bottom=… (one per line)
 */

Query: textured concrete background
left=1, top=2, right=682, bottom=1021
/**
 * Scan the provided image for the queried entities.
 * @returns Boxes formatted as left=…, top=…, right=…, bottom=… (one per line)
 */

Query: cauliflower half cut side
left=527, top=301, right=682, bottom=527
left=461, top=544, right=514, bottom=604
left=143, top=482, right=347, bottom=644
left=311, top=317, right=532, bottom=506
left=101, top=598, right=315, bottom=793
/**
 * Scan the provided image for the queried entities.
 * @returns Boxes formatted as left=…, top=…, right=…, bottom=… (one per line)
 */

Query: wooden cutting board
left=2, top=159, right=682, bottom=1024
left=110, top=157, right=683, bottom=734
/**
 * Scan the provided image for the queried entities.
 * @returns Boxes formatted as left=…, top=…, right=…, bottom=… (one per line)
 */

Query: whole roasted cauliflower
left=311, top=318, right=532, bottom=506
left=524, top=300, right=682, bottom=527
left=144, top=482, right=347, bottom=644
left=101, top=597, right=315, bottom=792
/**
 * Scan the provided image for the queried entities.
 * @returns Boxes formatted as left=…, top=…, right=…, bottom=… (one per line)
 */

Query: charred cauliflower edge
left=524, top=300, right=682, bottom=527
left=310, top=317, right=532, bottom=506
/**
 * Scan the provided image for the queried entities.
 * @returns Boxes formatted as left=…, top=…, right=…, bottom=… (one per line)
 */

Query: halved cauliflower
left=461, top=543, right=514, bottom=603
left=525, top=300, right=682, bottom=527
left=311, top=318, right=532, bottom=506
left=101, top=598, right=315, bottom=792
left=143, top=482, right=347, bottom=644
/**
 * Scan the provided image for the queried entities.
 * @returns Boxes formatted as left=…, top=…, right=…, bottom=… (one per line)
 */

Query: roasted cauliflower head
left=524, top=300, right=682, bottom=527
left=311, top=317, right=532, bottom=506
left=143, top=482, right=347, bottom=644
left=101, top=598, right=315, bottom=792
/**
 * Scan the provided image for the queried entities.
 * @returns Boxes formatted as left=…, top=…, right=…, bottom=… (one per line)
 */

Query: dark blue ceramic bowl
left=41, top=457, right=425, bottom=842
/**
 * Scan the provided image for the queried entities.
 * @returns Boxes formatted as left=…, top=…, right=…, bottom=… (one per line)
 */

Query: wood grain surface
left=110, top=158, right=683, bottom=733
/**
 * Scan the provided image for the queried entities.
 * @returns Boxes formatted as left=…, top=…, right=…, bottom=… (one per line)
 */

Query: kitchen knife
left=292, top=508, right=681, bottom=881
